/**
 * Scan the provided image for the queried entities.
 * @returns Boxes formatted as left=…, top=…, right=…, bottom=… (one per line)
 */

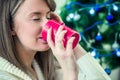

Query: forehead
left=17, top=0, right=50, bottom=14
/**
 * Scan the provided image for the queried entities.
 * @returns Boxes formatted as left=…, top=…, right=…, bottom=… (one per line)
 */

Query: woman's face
left=13, top=0, right=51, bottom=52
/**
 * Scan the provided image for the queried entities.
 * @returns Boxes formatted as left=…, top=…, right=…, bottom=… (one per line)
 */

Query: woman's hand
left=47, top=25, right=78, bottom=80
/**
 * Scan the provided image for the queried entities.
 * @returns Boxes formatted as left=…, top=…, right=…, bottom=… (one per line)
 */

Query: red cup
left=41, top=20, right=80, bottom=49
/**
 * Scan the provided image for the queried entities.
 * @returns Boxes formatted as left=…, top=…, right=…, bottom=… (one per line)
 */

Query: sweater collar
left=0, top=57, right=32, bottom=80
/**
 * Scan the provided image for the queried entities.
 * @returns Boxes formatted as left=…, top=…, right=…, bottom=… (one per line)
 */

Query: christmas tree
left=59, top=0, right=120, bottom=75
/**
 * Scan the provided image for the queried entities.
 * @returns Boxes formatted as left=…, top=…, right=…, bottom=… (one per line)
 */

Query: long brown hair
left=0, top=0, right=56, bottom=80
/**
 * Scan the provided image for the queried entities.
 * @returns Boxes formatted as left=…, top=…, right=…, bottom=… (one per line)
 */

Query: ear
left=11, top=27, right=16, bottom=36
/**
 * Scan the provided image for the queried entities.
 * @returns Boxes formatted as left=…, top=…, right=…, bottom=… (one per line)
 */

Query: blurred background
left=55, top=0, right=120, bottom=80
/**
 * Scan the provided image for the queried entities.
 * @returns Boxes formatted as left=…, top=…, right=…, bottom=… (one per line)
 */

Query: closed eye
left=33, top=18, right=41, bottom=21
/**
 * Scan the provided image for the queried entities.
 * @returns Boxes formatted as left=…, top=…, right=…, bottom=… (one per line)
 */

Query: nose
left=41, top=17, right=49, bottom=29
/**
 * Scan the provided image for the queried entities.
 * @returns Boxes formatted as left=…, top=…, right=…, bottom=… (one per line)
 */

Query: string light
left=112, top=41, right=119, bottom=49
left=112, top=48, right=120, bottom=57
left=89, top=8, right=95, bottom=15
left=112, top=33, right=119, bottom=49
left=113, top=4, right=119, bottom=11
left=73, top=13, right=81, bottom=21
left=90, top=49, right=96, bottom=57
left=116, top=49, right=120, bottom=57
left=66, top=13, right=74, bottom=22
left=69, top=13, right=74, bottom=18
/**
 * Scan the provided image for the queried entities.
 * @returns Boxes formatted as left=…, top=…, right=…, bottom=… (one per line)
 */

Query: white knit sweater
left=0, top=54, right=111, bottom=80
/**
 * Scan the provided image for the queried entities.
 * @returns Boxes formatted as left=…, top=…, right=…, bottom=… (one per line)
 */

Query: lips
left=39, top=37, right=43, bottom=39
left=38, top=37, right=48, bottom=44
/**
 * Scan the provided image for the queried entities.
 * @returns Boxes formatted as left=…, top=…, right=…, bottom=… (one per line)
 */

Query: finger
left=47, top=27, right=54, bottom=48
left=55, top=25, right=64, bottom=37
left=66, top=37, right=75, bottom=52
left=50, top=12, right=63, bottom=23
left=55, top=30, right=67, bottom=49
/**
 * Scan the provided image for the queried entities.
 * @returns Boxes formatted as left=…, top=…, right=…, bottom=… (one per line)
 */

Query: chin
left=40, top=46, right=50, bottom=51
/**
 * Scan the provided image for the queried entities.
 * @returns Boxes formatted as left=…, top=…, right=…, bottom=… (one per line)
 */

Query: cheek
left=14, top=25, right=42, bottom=50
left=15, top=23, right=42, bottom=43
left=16, top=21, right=41, bottom=35
left=14, top=17, right=43, bottom=47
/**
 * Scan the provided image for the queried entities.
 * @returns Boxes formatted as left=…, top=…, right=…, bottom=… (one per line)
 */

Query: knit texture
left=0, top=54, right=111, bottom=80
left=77, top=54, right=111, bottom=80
left=0, top=57, right=32, bottom=80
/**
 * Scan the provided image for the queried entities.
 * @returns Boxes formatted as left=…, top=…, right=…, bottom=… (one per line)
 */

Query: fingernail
left=60, top=22, right=65, bottom=25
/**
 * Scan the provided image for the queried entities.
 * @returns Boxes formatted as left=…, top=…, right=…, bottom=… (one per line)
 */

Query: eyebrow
left=29, top=10, right=51, bottom=16
left=26, top=12, right=41, bottom=19
left=30, top=12, right=41, bottom=16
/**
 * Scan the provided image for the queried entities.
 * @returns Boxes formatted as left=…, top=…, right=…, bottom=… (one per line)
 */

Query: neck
left=17, top=45, right=38, bottom=79
left=19, top=48, right=35, bottom=67
left=16, top=42, right=36, bottom=69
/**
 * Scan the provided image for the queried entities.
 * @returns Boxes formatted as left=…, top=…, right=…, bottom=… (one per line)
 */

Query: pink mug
left=41, top=20, right=80, bottom=49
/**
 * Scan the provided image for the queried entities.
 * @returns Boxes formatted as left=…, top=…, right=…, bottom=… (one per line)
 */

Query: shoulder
left=0, top=70, right=22, bottom=80
left=0, top=57, right=31, bottom=80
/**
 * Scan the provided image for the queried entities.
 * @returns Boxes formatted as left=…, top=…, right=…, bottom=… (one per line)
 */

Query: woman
left=0, top=0, right=111, bottom=80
